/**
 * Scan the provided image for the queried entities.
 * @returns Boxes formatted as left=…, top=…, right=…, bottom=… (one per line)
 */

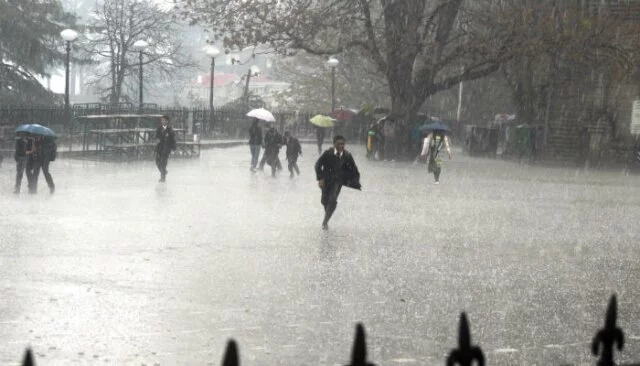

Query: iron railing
left=13, top=295, right=640, bottom=366
left=0, top=104, right=369, bottom=142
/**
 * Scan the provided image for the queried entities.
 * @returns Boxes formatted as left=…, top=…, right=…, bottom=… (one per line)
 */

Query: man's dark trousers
left=288, top=156, right=300, bottom=176
left=321, top=181, right=342, bottom=226
left=156, top=151, right=170, bottom=179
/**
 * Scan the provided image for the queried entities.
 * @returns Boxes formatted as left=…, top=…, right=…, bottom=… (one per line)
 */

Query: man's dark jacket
left=263, top=129, right=283, bottom=152
left=315, top=148, right=361, bottom=190
left=156, top=126, right=176, bottom=155
left=249, top=125, right=263, bottom=145
left=15, top=138, right=28, bottom=160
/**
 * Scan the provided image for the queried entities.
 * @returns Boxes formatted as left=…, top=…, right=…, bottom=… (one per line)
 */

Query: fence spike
left=346, top=323, right=375, bottom=366
left=21, top=348, right=35, bottom=366
left=221, top=339, right=239, bottom=366
left=592, top=294, right=624, bottom=366
left=446, top=312, right=485, bottom=366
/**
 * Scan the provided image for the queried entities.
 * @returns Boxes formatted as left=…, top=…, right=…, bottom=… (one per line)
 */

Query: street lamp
left=205, top=46, right=220, bottom=132
left=243, top=65, right=260, bottom=106
left=327, top=57, right=339, bottom=113
left=61, top=28, right=78, bottom=151
left=133, top=40, right=149, bottom=110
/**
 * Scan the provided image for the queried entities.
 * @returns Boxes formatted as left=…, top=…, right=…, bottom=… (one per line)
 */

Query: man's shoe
left=49, top=186, right=55, bottom=194
left=322, top=223, right=329, bottom=230
left=434, top=181, right=440, bottom=185
left=13, top=189, right=19, bottom=194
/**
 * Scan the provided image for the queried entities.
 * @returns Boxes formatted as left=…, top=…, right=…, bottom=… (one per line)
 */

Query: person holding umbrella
left=420, top=123, right=452, bottom=185
left=26, top=135, right=57, bottom=194
left=14, top=124, right=57, bottom=194
left=248, top=118, right=263, bottom=172
left=315, top=135, right=361, bottom=230
left=13, top=132, right=30, bottom=194
left=309, top=115, right=334, bottom=155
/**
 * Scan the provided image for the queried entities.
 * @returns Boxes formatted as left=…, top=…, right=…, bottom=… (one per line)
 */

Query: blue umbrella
left=15, top=124, right=57, bottom=138
left=419, top=122, right=451, bottom=133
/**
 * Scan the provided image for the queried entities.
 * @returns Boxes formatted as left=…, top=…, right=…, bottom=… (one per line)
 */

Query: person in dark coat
left=25, top=135, right=44, bottom=194
left=258, top=125, right=283, bottom=172
left=248, top=118, right=263, bottom=172
left=29, top=137, right=57, bottom=194
left=155, top=115, right=176, bottom=182
left=284, top=131, right=302, bottom=178
left=314, top=135, right=361, bottom=230
left=25, top=136, right=56, bottom=194
left=259, top=126, right=284, bottom=177
left=13, top=132, right=29, bottom=194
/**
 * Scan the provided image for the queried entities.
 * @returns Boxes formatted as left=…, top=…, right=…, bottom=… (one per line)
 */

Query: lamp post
left=327, top=57, right=339, bottom=114
left=133, top=40, right=149, bottom=111
left=243, top=65, right=260, bottom=106
left=60, top=28, right=78, bottom=151
left=205, top=46, right=220, bottom=133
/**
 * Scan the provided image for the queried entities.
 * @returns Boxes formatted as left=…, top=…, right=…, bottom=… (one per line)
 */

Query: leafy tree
left=270, top=50, right=389, bottom=113
left=180, top=0, right=517, bottom=122
left=0, top=0, right=77, bottom=103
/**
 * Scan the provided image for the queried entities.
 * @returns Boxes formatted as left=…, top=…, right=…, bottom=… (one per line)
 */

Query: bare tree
left=82, top=0, right=192, bottom=104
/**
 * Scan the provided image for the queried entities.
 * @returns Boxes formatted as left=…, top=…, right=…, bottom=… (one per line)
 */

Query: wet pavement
left=1, top=144, right=640, bottom=365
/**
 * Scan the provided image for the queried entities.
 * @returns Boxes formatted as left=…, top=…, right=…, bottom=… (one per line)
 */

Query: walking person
left=27, top=136, right=56, bottom=194
left=38, top=137, right=57, bottom=194
left=155, top=115, right=176, bottom=182
left=13, top=132, right=30, bottom=194
left=258, top=125, right=283, bottom=172
left=25, top=135, right=41, bottom=194
left=420, top=130, right=452, bottom=184
left=315, top=135, right=361, bottom=230
left=260, top=125, right=284, bottom=177
left=249, top=118, right=263, bottom=172
left=316, top=126, right=325, bottom=155
left=284, top=131, right=302, bottom=178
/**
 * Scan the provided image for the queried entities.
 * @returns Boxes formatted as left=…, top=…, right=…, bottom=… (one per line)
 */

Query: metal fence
left=0, top=104, right=370, bottom=146
left=14, top=295, right=640, bottom=365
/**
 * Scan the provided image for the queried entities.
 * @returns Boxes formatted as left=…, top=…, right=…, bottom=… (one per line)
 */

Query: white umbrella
left=247, top=108, right=276, bottom=122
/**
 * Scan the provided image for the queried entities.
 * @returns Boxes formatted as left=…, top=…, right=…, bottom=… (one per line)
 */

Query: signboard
left=631, top=100, right=640, bottom=135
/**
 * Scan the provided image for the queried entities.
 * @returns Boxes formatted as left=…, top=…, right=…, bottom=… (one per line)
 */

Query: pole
left=139, top=50, right=143, bottom=110
left=244, top=67, right=252, bottom=105
left=456, top=80, right=463, bottom=122
left=209, top=57, right=215, bottom=132
left=65, top=41, right=72, bottom=152
left=331, top=67, right=336, bottom=113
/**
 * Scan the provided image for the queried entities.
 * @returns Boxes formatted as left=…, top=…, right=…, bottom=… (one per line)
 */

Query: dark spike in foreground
left=222, top=339, right=239, bottom=366
left=592, top=295, right=625, bottom=366
left=446, top=312, right=485, bottom=366
left=22, top=348, right=35, bottom=366
left=347, top=323, right=375, bottom=366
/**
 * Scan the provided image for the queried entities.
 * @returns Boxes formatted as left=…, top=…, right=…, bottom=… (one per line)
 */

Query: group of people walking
left=248, top=118, right=302, bottom=178
left=13, top=132, right=57, bottom=194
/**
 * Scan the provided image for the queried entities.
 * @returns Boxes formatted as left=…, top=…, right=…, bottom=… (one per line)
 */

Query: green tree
left=180, top=0, right=517, bottom=122
left=0, top=0, right=77, bottom=103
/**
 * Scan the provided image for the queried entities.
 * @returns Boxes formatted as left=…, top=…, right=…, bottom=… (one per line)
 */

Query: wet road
left=1, top=144, right=639, bottom=365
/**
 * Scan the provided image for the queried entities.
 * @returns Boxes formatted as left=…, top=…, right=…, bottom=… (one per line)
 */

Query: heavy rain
left=1, top=1, right=640, bottom=365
